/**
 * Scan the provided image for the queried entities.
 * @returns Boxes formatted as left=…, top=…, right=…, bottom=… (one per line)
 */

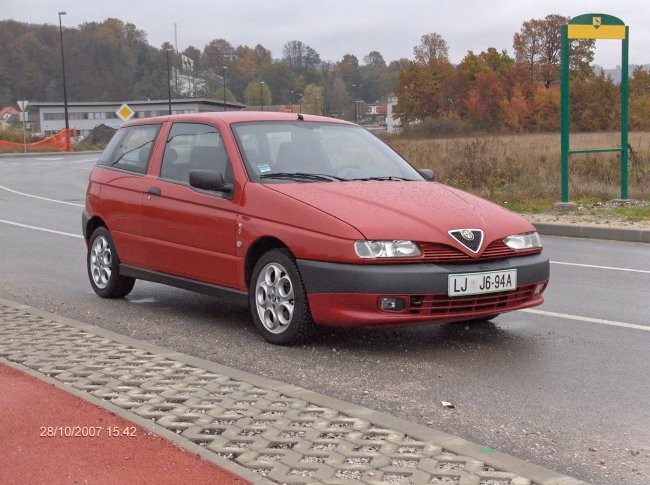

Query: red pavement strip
left=0, top=363, right=251, bottom=485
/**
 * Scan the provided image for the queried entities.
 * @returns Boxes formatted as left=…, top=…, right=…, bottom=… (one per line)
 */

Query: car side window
left=97, top=124, right=161, bottom=174
left=160, top=122, right=232, bottom=186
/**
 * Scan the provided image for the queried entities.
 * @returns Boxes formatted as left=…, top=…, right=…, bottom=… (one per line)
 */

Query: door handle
left=147, top=187, right=161, bottom=196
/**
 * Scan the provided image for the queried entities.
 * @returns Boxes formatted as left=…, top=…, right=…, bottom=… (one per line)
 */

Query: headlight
left=354, top=240, right=421, bottom=259
left=504, top=232, right=542, bottom=250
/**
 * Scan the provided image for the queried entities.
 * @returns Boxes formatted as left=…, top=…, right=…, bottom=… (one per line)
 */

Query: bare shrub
left=385, top=132, right=650, bottom=209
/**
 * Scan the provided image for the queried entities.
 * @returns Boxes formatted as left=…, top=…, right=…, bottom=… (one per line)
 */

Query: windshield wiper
left=259, top=172, right=344, bottom=182
left=111, top=140, right=152, bottom=167
left=347, top=175, right=412, bottom=181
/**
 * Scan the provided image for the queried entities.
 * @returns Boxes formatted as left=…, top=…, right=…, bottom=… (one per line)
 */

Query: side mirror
left=418, top=168, right=435, bottom=181
left=189, top=169, right=234, bottom=194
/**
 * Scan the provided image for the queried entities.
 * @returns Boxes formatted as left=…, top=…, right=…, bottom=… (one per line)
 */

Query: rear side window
left=98, top=124, right=161, bottom=174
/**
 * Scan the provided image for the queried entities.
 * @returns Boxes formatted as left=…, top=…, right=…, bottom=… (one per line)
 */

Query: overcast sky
left=4, top=0, right=649, bottom=68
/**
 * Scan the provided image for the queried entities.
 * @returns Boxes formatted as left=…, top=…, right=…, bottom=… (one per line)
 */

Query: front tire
left=87, top=226, right=135, bottom=298
left=249, top=248, right=314, bottom=345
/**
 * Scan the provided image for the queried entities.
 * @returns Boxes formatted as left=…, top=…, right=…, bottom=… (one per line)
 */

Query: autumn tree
left=393, top=58, right=454, bottom=124
left=215, top=44, right=272, bottom=102
left=392, top=32, right=454, bottom=124
left=513, top=14, right=594, bottom=87
left=387, top=58, right=410, bottom=93
left=202, top=38, right=235, bottom=71
left=323, top=74, right=350, bottom=118
left=336, top=54, right=361, bottom=96
left=243, top=80, right=272, bottom=108
left=130, top=44, right=172, bottom=100
left=530, top=84, right=561, bottom=131
left=629, top=66, right=650, bottom=130
left=282, top=40, right=321, bottom=69
left=302, top=83, right=324, bottom=114
left=413, top=33, right=449, bottom=64
left=458, top=48, right=514, bottom=81
left=262, top=61, right=295, bottom=105
left=360, top=51, right=390, bottom=103
left=453, top=49, right=514, bottom=121
left=570, top=73, right=619, bottom=131
left=499, top=86, right=531, bottom=132
left=464, top=71, right=504, bottom=127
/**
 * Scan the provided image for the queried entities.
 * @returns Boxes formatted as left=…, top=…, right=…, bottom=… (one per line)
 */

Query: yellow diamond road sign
left=116, top=103, right=135, bottom=121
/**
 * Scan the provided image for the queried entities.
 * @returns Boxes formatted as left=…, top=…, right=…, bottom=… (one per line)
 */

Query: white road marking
left=521, top=309, right=649, bottom=332
left=0, top=219, right=83, bottom=239
left=551, top=260, right=650, bottom=274
left=0, top=185, right=84, bottom=207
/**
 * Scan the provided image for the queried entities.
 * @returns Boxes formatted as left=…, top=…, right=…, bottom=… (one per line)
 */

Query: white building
left=29, top=98, right=244, bottom=138
left=386, top=94, right=401, bottom=134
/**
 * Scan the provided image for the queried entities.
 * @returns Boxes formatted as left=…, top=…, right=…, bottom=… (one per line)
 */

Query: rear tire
left=249, top=248, right=314, bottom=345
left=87, top=226, right=135, bottom=298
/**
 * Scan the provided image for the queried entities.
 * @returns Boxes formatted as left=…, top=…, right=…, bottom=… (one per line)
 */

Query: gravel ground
left=522, top=200, right=650, bottom=230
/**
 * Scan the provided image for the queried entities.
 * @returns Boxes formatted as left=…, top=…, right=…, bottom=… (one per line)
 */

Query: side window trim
left=160, top=122, right=234, bottom=196
left=97, top=123, right=161, bottom=175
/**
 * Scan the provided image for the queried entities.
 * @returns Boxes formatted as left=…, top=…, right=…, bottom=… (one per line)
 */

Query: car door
left=91, top=123, right=161, bottom=268
left=141, top=122, right=240, bottom=288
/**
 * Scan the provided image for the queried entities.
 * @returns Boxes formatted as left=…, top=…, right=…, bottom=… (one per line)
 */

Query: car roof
left=122, top=111, right=354, bottom=128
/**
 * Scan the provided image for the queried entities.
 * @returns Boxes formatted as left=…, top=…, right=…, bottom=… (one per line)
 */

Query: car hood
left=267, top=181, right=536, bottom=243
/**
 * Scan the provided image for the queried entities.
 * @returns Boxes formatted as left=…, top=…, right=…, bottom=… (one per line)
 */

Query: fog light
left=533, top=283, right=546, bottom=296
left=379, top=297, right=407, bottom=312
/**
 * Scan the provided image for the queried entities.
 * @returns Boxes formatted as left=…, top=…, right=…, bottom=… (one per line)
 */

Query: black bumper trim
left=297, top=253, right=549, bottom=294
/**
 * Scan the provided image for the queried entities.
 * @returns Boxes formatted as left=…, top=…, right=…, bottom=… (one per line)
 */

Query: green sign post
left=560, top=13, right=629, bottom=203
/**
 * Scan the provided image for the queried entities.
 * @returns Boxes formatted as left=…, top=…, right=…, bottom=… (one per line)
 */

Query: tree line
left=392, top=17, right=650, bottom=133
left=0, top=18, right=399, bottom=122
left=2, top=15, right=650, bottom=132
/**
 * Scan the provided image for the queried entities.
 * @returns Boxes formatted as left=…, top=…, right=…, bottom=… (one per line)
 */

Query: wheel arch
left=244, top=236, right=291, bottom=288
left=84, top=215, right=108, bottom=244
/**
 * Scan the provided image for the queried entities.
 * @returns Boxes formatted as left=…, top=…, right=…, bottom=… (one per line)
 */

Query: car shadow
left=309, top=318, right=519, bottom=353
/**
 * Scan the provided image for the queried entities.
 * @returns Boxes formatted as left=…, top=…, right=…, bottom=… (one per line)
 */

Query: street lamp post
left=355, top=100, right=364, bottom=125
left=165, top=49, right=173, bottom=115
left=222, top=66, right=228, bottom=112
left=260, top=81, right=265, bottom=111
left=58, top=11, right=70, bottom=151
left=351, top=83, right=358, bottom=124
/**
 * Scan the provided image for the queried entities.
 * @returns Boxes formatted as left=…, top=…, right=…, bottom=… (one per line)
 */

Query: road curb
left=0, top=150, right=102, bottom=158
left=533, top=222, right=650, bottom=243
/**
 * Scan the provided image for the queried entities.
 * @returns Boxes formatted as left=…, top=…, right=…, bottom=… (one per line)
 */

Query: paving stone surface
left=0, top=301, right=585, bottom=485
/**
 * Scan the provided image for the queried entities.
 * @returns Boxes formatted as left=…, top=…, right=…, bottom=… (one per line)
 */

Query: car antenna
left=297, top=114, right=304, bottom=121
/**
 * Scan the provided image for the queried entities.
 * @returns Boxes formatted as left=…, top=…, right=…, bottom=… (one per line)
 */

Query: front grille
left=420, top=240, right=541, bottom=263
left=406, top=283, right=539, bottom=316
left=449, top=229, right=483, bottom=253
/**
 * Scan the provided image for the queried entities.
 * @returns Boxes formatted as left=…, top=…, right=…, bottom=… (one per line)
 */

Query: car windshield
left=231, top=121, right=423, bottom=183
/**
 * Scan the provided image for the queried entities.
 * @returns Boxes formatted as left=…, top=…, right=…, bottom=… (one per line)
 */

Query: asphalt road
left=1, top=153, right=648, bottom=484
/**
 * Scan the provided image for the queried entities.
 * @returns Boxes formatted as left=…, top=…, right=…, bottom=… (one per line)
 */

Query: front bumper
left=297, top=253, right=549, bottom=327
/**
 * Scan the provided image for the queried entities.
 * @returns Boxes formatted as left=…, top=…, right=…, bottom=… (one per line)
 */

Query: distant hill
left=595, top=64, right=650, bottom=83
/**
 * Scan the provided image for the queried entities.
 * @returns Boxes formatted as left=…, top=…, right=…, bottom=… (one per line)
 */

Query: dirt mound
left=84, top=124, right=116, bottom=145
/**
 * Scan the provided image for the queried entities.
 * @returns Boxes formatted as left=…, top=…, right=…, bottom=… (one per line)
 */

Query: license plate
left=448, top=269, right=517, bottom=297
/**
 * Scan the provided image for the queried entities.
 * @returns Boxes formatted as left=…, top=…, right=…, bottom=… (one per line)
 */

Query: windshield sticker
left=258, top=163, right=271, bottom=173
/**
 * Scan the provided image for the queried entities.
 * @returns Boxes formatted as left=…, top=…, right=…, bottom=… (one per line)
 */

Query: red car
left=83, top=112, right=549, bottom=344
